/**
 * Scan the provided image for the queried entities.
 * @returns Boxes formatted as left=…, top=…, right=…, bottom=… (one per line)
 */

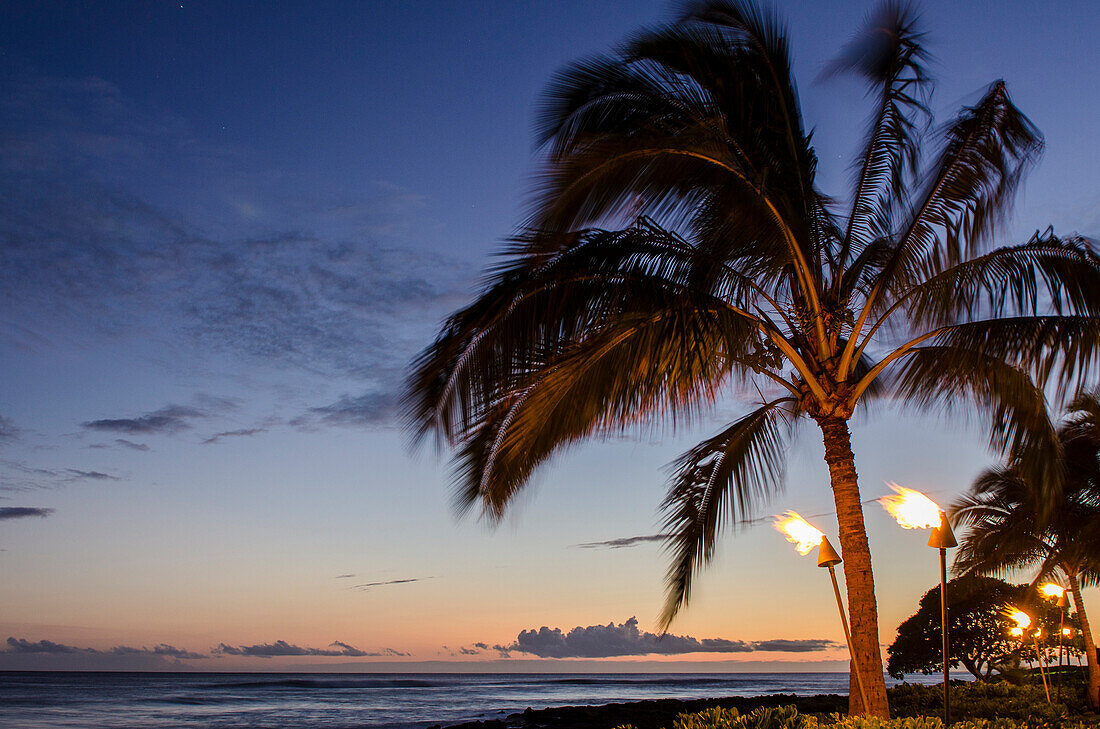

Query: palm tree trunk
left=818, top=415, right=890, bottom=717
left=1067, top=572, right=1100, bottom=709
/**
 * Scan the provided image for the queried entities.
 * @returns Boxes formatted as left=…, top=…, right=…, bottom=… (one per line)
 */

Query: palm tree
left=953, top=391, right=1100, bottom=708
left=406, top=2, right=1100, bottom=716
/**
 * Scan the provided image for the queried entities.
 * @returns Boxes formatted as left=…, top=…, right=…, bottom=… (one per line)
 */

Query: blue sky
left=0, top=0, right=1097, bottom=671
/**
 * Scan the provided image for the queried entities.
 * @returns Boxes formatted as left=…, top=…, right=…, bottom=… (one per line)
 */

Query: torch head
left=927, top=510, right=957, bottom=549
left=817, top=536, right=842, bottom=568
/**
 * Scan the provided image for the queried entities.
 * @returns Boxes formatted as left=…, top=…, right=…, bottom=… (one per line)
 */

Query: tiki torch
left=1040, top=583, right=1069, bottom=700
left=775, top=511, right=869, bottom=714
left=1009, top=608, right=1051, bottom=703
left=881, top=484, right=956, bottom=725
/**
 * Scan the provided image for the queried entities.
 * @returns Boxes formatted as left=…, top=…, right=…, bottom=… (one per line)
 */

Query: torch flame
left=1008, top=609, right=1031, bottom=630
left=880, top=483, right=941, bottom=529
left=1040, top=583, right=1065, bottom=599
left=774, top=511, right=824, bottom=556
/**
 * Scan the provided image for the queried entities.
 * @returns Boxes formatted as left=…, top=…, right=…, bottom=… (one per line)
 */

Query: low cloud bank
left=214, top=640, right=407, bottom=658
left=470, top=618, right=837, bottom=658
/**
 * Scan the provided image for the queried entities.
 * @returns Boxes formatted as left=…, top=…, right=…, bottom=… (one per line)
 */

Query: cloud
left=6, top=637, right=89, bottom=654
left=87, top=439, right=151, bottom=451
left=1, top=636, right=210, bottom=670
left=334, top=574, right=355, bottom=579
left=300, top=391, right=399, bottom=429
left=201, top=428, right=266, bottom=445
left=0, top=68, right=472, bottom=391
left=0, top=507, right=54, bottom=520
left=213, top=640, right=407, bottom=658
left=350, top=577, right=429, bottom=591
left=491, top=618, right=837, bottom=659
left=494, top=618, right=750, bottom=658
left=64, top=469, right=119, bottom=481
left=0, top=460, right=120, bottom=491
left=750, top=639, right=836, bottom=653
left=0, top=415, right=20, bottom=445
left=82, top=404, right=207, bottom=435
left=574, top=534, right=669, bottom=549
left=109, top=644, right=207, bottom=660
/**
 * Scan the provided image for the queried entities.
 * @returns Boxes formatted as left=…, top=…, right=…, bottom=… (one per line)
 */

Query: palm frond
left=873, top=80, right=1043, bottom=306
left=824, top=1, right=930, bottom=270
left=659, top=397, right=793, bottom=628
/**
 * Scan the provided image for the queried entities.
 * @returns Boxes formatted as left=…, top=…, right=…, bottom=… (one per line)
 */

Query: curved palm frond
left=659, top=397, right=793, bottom=628
left=858, top=80, right=1044, bottom=323
left=823, top=1, right=930, bottom=271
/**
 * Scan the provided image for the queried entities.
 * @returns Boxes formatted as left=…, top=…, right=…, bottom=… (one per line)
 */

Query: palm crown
left=406, top=1, right=1100, bottom=715
left=952, top=391, right=1100, bottom=706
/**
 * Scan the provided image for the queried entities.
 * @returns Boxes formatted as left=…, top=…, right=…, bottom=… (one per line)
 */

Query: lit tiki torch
left=1008, top=608, right=1051, bottom=703
left=1039, top=583, right=1069, bottom=699
left=880, top=484, right=956, bottom=724
left=775, top=511, right=869, bottom=714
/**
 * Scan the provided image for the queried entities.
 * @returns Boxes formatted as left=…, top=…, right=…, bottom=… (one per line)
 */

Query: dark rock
left=441, top=693, right=848, bottom=729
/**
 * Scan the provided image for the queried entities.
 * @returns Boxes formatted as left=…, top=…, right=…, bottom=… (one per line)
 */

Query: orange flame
left=774, top=511, right=824, bottom=556
left=880, top=483, right=941, bottom=529
left=1008, top=609, right=1031, bottom=630
left=1040, top=583, right=1065, bottom=599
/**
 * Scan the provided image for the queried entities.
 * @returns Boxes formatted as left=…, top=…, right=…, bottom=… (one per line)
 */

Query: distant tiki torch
left=1009, top=608, right=1051, bottom=703
left=881, top=484, right=956, bottom=725
left=775, top=511, right=869, bottom=714
left=1039, top=583, right=1069, bottom=700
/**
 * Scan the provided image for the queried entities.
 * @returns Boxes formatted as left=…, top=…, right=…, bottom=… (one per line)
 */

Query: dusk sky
left=1, top=0, right=1097, bottom=672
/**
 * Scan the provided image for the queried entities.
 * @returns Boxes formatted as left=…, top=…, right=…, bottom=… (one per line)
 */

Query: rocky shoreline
left=437, top=693, right=849, bottom=729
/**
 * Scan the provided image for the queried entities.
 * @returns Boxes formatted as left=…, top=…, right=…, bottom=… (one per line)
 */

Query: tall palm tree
left=953, top=391, right=1100, bottom=708
left=406, top=2, right=1100, bottom=716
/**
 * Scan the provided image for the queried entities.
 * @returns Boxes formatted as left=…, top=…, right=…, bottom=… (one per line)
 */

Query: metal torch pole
left=928, top=511, right=956, bottom=726
left=827, top=563, right=869, bottom=715
left=940, top=546, right=950, bottom=725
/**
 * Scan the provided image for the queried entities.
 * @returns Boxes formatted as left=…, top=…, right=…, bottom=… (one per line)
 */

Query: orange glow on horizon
left=774, top=511, right=824, bottom=556
left=880, top=483, right=941, bottom=529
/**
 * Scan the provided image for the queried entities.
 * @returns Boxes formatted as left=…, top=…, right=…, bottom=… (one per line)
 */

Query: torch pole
left=940, top=546, right=950, bottom=725
left=928, top=510, right=957, bottom=726
left=827, top=563, right=869, bottom=715
left=1032, top=632, right=1052, bottom=703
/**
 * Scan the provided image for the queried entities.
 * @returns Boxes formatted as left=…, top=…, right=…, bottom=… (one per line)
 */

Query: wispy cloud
left=64, top=469, right=119, bottom=481
left=213, top=640, right=407, bottom=658
left=0, top=507, right=55, bottom=520
left=482, top=618, right=837, bottom=659
left=0, top=69, right=472, bottom=396
left=0, top=415, right=20, bottom=445
left=297, top=391, right=399, bottom=430
left=334, top=574, right=355, bottom=579
left=574, top=534, right=668, bottom=549
left=82, top=404, right=207, bottom=436
left=202, top=428, right=266, bottom=445
left=349, top=577, right=431, bottom=591
left=0, top=461, right=120, bottom=491
left=751, top=639, right=836, bottom=653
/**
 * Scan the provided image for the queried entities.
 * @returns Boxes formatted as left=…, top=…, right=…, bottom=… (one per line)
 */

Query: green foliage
left=663, top=699, right=1100, bottom=729
left=671, top=706, right=741, bottom=729
left=887, top=576, right=1081, bottom=681
left=887, top=681, right=1084, bottom=722
left=673, top=705, right=815, bottom=729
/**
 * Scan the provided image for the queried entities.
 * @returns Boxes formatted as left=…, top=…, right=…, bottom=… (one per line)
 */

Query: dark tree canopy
left=888, top=576, right=1080, bottom=681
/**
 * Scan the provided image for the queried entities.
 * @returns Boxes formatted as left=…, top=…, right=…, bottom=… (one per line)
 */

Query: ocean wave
left=202, top=677, right=441, bottom=690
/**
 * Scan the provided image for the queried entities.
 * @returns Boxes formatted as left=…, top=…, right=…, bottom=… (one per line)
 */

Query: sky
left=0, top=0, right=1097, bottom=672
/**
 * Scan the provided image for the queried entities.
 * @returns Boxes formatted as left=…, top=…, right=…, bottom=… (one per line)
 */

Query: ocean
left=0, top=672, right=939, bottom=729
